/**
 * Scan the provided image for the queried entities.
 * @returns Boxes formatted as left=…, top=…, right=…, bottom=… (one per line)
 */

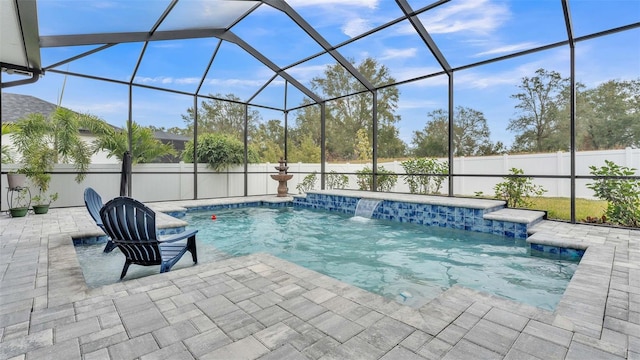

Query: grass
left=527, top=197, right=607, bottom=222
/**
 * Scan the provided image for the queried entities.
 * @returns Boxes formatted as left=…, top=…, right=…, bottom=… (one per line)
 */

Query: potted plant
left=6, top=170, right=27, bottom=189
left=9, top=187, right=29, bottom=217
left=22, top=164, right=57, bottom=215
left=10, top=107, right=111, bottom=214
left=31, top=192, right=58, bottom=214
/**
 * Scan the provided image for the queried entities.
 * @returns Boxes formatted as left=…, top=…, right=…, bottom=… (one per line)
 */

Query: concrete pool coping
left=0, top=194, right=638, bottom=359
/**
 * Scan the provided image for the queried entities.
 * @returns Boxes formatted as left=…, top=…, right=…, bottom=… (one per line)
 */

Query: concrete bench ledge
left=526, top=231, right=589, bottom=250
left=305, top=190, right=506, bottom=209
left=483, top=208, right=546, bottom=224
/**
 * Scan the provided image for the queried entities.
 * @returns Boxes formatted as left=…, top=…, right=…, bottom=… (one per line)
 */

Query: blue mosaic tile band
left=530, top=243, right=585, bottom=261
left=165, top=211, right=186, bottom=218
left=158, top=226, right=186, bottom=235
left=169, top=201, right=291, bottom=216
left=293, top=193, right=533, bottom=239
left=187, top=201, right=265, bottom=212
left=73, top=235, right=109, bottom=246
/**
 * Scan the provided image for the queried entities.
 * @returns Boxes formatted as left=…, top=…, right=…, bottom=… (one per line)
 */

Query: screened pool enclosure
left=1, top=0, right=639, bottom=224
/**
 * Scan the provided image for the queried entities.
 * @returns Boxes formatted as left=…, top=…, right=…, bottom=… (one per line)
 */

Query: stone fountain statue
left=271, top=157, right=293, bottom=197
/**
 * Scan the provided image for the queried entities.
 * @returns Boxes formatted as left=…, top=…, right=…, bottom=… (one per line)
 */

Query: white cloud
left=454, top=50, right=570, bottom=90
left=417, top=0, right=510, bottom=35
left=392, top=66, right=449, bottom=86
left=285, top=0, right=386, bottom=39
left=455, top=71, right=516, bottom=90
left=342, top=18, right=371, bottom=38
left=166, top=1, right=260, bottom=28
left=286, top=63, right=329, bottom=83
left=151, top=42, right=183, bottom=49
left=205, top=78, right=266, bottom=88
left=287, top=0, right=378, bottom=9
left=473, top=42, right=540, bottom=57
left=397, top=97, right=440, bottom=110
left=66, top=100, right=128, bottom=115
left=134, top=76, right=174, bottom=84
left=380, top=48, right=417, bottom=60
left=175, top=77, right=200, bottom=85
left=133, top=76, right=200, bottom=86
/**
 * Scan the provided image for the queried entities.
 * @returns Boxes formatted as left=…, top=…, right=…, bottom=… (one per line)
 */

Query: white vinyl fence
left=1, top=148, right=638, bottom=211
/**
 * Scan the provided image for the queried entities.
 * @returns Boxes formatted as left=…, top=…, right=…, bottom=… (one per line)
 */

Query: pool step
left=526, top=231, right=587, bottom=260
left=483, top=208, right=546, bottom=227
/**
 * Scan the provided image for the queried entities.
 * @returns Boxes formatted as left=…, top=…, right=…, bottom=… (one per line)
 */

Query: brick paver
left=1, top=195, right=638, bottom=359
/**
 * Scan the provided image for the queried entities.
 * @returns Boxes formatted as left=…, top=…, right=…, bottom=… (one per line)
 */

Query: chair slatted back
left=100, top=197, right=161, bottom=264
left=84, top=187, right=105, bottom=230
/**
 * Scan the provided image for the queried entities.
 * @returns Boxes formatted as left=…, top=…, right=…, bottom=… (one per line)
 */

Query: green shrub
left=326, top=171, right=349, bottom=190
left=494, top=168, right=546, bottom=208
left=587, top=160, right=640, bottom=228
left=356, top=166, right=397, bottom=192
left=296, top=172, right=317, bottom=194
left=182, top=133, right=258, bottom=171
left=400, top=158, right=448, bottom=194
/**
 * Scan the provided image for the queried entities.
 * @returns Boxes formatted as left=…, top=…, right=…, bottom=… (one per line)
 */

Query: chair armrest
left=159, top=229, right=198, bottom=243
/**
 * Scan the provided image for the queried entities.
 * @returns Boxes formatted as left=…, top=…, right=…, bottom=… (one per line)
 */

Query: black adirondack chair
left=99, top=196, right=198, bottom=279
left=84, top=187, right=117, bottom=253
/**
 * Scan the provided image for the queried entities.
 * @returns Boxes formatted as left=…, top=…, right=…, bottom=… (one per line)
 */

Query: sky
left=4, top=0, right=640, bottom=149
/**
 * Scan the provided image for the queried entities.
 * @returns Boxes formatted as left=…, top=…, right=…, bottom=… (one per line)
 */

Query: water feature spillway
left=354, top=198, right=381, bottom=218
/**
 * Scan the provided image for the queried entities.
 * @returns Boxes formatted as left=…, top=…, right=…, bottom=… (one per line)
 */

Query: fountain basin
left=271, top=174, right=293, bottom=197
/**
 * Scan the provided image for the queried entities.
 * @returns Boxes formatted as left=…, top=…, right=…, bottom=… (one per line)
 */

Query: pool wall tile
left=73, top=235, right=108, bottom=246
left=166, top=211, right=186, bottom=218
left=530, top=243, right=585, bottom=261
left=293, top=193, right=541, bottom=240
left=158, top=226, right=186, bottom=235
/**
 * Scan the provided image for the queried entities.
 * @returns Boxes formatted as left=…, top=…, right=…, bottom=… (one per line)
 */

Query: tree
left=587, top=160, right=640, bottom=227
left=94, top=122, right=177, bottom=164
left=378, top=124, right=407, bottom=159
left=11, top=107, right=112, bottom=183
left=494, top=168, right=547, bottom=208
left=147, top=125, right=189, bottom=136
left=412, top=106, right=497, bottom=157
left=292, top=58, right=406, bottom=160
left=508, top=69, right=570, bottom=153
left=288, top=134, right=321, bottom=163
left=412, top=112, right=448, bottom=157
left=356, top=166, right=398, bottom=191
left=182, top=133, right=259, bottom=171
left=289, top=102, right=322, bottom=162
left=355, top=128, right=372, bottom=160
left=250, top=119, right=284, bottom=162
left=576, top=79, right=640, bottom=150
left=181, top=93, right=261, bottom=139
left=1, top=123, right=17, bottom=164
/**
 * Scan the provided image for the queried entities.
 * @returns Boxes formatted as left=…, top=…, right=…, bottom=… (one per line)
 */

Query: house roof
left=153, top=131, right=190, bottom=142
left=1, top=92, right=189, bottom=143
left=1, top=92, right=57, bottom=123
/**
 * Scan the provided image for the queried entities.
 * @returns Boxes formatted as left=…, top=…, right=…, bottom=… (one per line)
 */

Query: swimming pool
left=183, top=206, right=577, bottom=310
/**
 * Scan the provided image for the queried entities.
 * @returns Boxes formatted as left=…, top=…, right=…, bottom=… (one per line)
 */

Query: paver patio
left=0, top=195, right=638, bottom=359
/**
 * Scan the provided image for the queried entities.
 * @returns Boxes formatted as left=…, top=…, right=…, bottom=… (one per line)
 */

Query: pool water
left=75, top=206, right=578, bottom=309
left=183, top=207, right=577, bottom=310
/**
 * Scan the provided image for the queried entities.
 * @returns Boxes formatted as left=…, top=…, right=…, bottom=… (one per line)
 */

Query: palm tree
left=11, top=107, right=112, bottom=188
left=1, top=123, right=17, bottom=164
left=94, top=121, right=176, bottom=164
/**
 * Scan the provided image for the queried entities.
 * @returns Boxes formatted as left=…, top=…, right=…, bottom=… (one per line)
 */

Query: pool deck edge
left=0, top=195, right=638, bottom=359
